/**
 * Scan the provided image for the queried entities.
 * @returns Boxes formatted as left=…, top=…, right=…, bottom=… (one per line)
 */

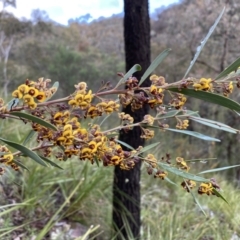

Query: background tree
left=112, top=0, right=151, bottom=239
left=0, top=0, right=31, bottom=96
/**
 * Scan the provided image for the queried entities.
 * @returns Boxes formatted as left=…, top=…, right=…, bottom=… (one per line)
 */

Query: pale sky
left=4, top=0, right=179, bottom=25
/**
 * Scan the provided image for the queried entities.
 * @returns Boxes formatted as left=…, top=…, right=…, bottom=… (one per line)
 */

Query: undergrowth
left=0, top=158, right=239, bottom=239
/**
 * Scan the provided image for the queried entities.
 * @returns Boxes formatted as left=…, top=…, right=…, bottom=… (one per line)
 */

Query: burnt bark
left=112, top=0, right=151, bottom=239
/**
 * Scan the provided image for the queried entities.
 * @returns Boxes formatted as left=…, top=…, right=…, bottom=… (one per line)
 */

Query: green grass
left=141, top=170, right=240, bottom=240
left=0, top=159, right=113, bottom=239
left=0, top=157, right=240, bottom=239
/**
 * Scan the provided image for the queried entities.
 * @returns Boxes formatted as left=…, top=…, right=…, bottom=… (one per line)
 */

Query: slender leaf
left=99, top=114, right=110, bottom=126
left=45, top=81, right=59, bottom=101
left=199, top=164, right=240, bottom=174
left=7, top=98, right=19, bottom=111
left=75, top=225, right=101, bottom=240
left=0, top=137, right=47, bottom=167
left=215, top=56, right=240, bottom=80
left=0, top=220, right=34, bottom=238
left=115, top=139, right=134, bottom=150
left=12, top=160, right=30, bottom=171
left=189, top=116, right=237, bottom=134
left=159, top=162, right=209, bottom=182
left=106, top=132, right=119, bottom=138
left=0, top=152, right=7, bottom=156
left=234, top=110, right=240, bottom=116
left=181, top=110, right=200, bottom=117
left=157, top=110, right=180, bottom=119
left=115, top=64, right=141, bottom=88
left=13, top=181, right=22, bottom=187
left=94, top=156, right=100, bottom=167
left=22, top=130, right=36, bottom=146
left=139, top=142, right=160, bottom=154
left=185, top=158, right=216, bottom=162
left=165, top=177, right=177, bottom=186
left=168, top=88, right=240, bottom=112
left=35, top=178, right=84, bottom=240
left=139, top=48, right=171, bottom=86
left=183, top=7, right=225, bottom=79
left=166, top=128, right=220, bottom=142
left=158, top=109, right=200, bottom=119
left=184, top=180, right=207, bottom=216
left=9, top=111, right=57, bottom=131
left=40, top=156, right=64, bottom=170
left=212, top=189, right=228, bottom=204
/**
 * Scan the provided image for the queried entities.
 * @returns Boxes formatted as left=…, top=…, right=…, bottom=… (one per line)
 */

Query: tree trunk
left=112, top=0, right=151, bottom=239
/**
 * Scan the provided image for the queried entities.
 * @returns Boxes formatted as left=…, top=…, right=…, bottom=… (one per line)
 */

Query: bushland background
left=0, top=0, right=240, bottom=239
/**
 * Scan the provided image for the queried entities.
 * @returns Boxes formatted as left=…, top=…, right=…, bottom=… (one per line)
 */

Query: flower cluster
left=68, top=82, right=93, bottom=110
left=145, top=154, right=168, bottom=180
left=193, top=78, right=213, bottom=91
left=192, top=77, right=236, bottom=97
left=181, top=180, right=196, bottom=192
left=0, top=98, right=7, bottom=113
left=118, top=75, right=166, bottom=111
left=170, top=93, right=187, bottom=109
left=176, top=157, right=190, bottom=171
left=68, top=82, right=120, bottom=118
left=28, top=105, right=141, bottom=170
left=198, top=179, right=220, bottom=196
left=12, top=78, right=56, bottom=109
left=0, top=145, right=19, bottom=172
left=181, top=176, right=220, bottom=197
left=176, top=119, right=189, bottom=130
left=118, top=112, right=134, bottom=131
left=222, top=81, right=234, bottom=96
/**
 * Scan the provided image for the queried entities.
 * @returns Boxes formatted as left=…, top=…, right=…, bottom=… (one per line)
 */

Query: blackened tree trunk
left=112, top=0, right=151, bottom=239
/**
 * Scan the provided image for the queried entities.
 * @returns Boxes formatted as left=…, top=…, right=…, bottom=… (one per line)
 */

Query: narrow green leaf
left=158, top=109, right=200, bottom=120
left=115, top=64, right=142, bottom=88
left=182, top=110, right=200, bottom=117
left=215, top=56, right=240, bottom=80
left=166, top=128, right=220, bottom=142
left=183, top=7, right=225, bottom=79
left=0, top=137, right=47, bottom=167
left=199, top=164, right=240, bottom=174
left=7, top=98, right=19, bottom=111
left=58, top=145, right=68, bottom=161
left=165, top=177, right=177, bottom=186
left=22, top=130, right=36, bottom=146
left=45, top=81, right=59, bottom=101
left=185, top=180, right=207, bottom=216
left=115, top=139, right=134, bottom=150
left=35, top=179, right=83, bottom=240
left=157, top=109, right=180, bottom=119
left=99, top=114, right=110, bottom=126
left=159, top=163, right=209, bottom=182
left=40, top=156, right=64, bottom=170
left=0, top=152, right=7, bottom=156
left=212, top=189, right=228, bottom=204
left=9, top=112, right=57, bottom=131
left=106, top=132, right=119, bottom=138
left=12, top=160, right=30, bottom=171
left=94, top=156, right=100, bottom=167
left=139, top=142, right=160, bottom=154
left=13, top=181, right=22, bottom=187
left=139, top=48, right=171, bottom=86
left=189, top=116, right=237, bottom=134
left=234, top=110, right=240, bottom=116
left=0, top=221, right=34, bottom=239
left=185, top=158, right=216, bottom=162
left=168, top=88, right=240, bottom=112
